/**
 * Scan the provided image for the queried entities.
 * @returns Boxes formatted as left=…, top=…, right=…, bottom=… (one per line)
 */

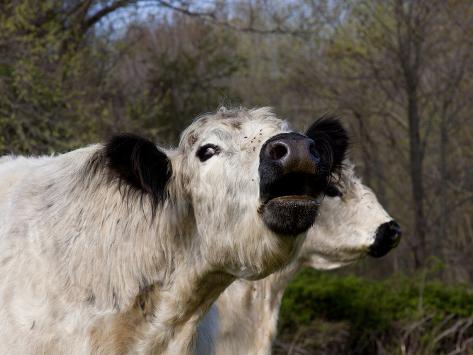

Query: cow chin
left=261, top=196, right=319, bottom=236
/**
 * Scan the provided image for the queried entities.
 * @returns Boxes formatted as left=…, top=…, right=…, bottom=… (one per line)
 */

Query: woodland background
left=1, top=1, right=472, bottom=353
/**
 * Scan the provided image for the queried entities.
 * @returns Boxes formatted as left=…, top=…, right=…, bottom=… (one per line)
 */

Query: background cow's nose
left=368, top=220, right=402, bottom=258
left=263, top=133, right=320, bottom=174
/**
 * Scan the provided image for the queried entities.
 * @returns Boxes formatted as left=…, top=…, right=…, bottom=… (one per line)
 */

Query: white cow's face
left=301, top=163, right=401, bottom=270
left=173, top=108, right=348, bottom=279
left=103, top=108, right=349, bottom=280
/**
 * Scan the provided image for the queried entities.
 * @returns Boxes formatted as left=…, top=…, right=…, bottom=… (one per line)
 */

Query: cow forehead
left=327, top=163, right=381, bottom=206
left=328, top=162, right=363, bottom=195
left=338, top=164, right=374, bottom=200
left=179, top=107, right=290, bottom=150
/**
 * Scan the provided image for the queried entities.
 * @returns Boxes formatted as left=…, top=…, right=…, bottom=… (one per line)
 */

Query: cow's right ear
left=104, top=134, right=172, bottom=204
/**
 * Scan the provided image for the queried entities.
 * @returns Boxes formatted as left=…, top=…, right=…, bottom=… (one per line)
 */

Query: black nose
left=368, top=220, right=402, bottom=258
left=262, top=133, right=320, bottom=174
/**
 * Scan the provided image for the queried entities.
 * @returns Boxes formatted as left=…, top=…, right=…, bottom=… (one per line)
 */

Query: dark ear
left=104, top=134, right=171, bottom=204
left=306, top=116, right=349, bottom=172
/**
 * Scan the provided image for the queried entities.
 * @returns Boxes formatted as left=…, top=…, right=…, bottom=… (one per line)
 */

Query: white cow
left=212, top=162, right=401, bottom=355
left=0, top=107, right=348, bottom=354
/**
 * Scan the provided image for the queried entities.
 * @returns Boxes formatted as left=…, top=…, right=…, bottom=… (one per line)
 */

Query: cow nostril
left=261, top=133, right=321, bottom=175
left=268, top=142, right=289, bottom=161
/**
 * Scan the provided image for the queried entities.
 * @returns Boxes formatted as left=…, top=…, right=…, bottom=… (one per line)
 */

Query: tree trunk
left=437, top=113, right=449, bottom=261
left=396, top=0, right=428, bottom=269
left=406, top=83, right=427, bottom=268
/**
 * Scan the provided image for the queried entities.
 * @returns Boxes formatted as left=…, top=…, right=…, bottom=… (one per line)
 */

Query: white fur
left=212, top=162, right=393, bottom=355
left=0, top=108, right=306, bottom=354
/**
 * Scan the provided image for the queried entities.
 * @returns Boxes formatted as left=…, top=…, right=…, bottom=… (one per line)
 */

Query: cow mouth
left=260, top=172, right=325, bottom=236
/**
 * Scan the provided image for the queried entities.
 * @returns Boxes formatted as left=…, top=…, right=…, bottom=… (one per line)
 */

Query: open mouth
left=261, top=172, right=326, bottom=205
left=260, top=172, right=326, bottom=236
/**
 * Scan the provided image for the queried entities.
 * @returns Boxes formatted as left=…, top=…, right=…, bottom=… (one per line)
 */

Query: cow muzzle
left=258, top=133, right=330, bottom=236
left=368, top=220, right=402, bottom=257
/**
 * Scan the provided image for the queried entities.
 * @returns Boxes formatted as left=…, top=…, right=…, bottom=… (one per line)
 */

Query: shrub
left=278, top=269, right=473, bottom=354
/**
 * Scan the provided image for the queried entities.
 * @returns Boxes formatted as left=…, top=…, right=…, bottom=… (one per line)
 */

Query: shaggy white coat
left=0, top=108, right=306, bottom=354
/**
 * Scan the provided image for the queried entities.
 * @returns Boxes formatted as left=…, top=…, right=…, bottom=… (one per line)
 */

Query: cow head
left=301, top=162, right=401, bottom=269
left=104, top=108, right=349, bottom=280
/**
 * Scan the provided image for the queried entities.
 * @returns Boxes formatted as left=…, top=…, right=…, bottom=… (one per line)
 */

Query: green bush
left=278, top=269, right=473, bottom=354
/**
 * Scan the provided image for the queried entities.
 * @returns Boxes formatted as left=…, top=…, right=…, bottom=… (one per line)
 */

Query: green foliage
left=0, top=2, right=245, bottom=153
left=0, top=0, right=105, bottom=154
left=111, top=16, right=245, bottom=144
left=279, top=269, right=473, bottom=353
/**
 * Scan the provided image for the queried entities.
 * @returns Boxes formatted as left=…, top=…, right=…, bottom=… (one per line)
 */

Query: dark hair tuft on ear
left=306, top=116, right=349, bottom=173
left=104, top=134, right=171, bottom=208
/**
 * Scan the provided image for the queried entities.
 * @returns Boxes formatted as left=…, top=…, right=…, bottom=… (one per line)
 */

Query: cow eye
left=325, top=184, right=343, bottom=197
left=196, top=144, right=221, bottom=162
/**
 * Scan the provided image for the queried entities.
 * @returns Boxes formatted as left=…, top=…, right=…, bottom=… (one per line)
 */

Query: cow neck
left=216, top=259, right=302, bottom=355
left=137, top=258, right=234, bottom=354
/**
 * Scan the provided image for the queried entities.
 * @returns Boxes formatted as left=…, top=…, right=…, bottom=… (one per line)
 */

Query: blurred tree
left=0, top=0, right=243, bottom=153
left=108, top=13, right=244, bottom=143
left=278, top=0, right=473, bottom=272
left=0, top=0, right=121, bottom=154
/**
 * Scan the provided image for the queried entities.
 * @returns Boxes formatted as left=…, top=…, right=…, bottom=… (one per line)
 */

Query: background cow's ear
left=306, top=116, right=349, bottom=172
left=105, top=134, right=171, bottom=204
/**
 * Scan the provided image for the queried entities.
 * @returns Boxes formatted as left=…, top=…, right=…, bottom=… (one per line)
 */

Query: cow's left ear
left=306, top=116, right=349, bottom=172
left=104, top=134, right=172, bottom=204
